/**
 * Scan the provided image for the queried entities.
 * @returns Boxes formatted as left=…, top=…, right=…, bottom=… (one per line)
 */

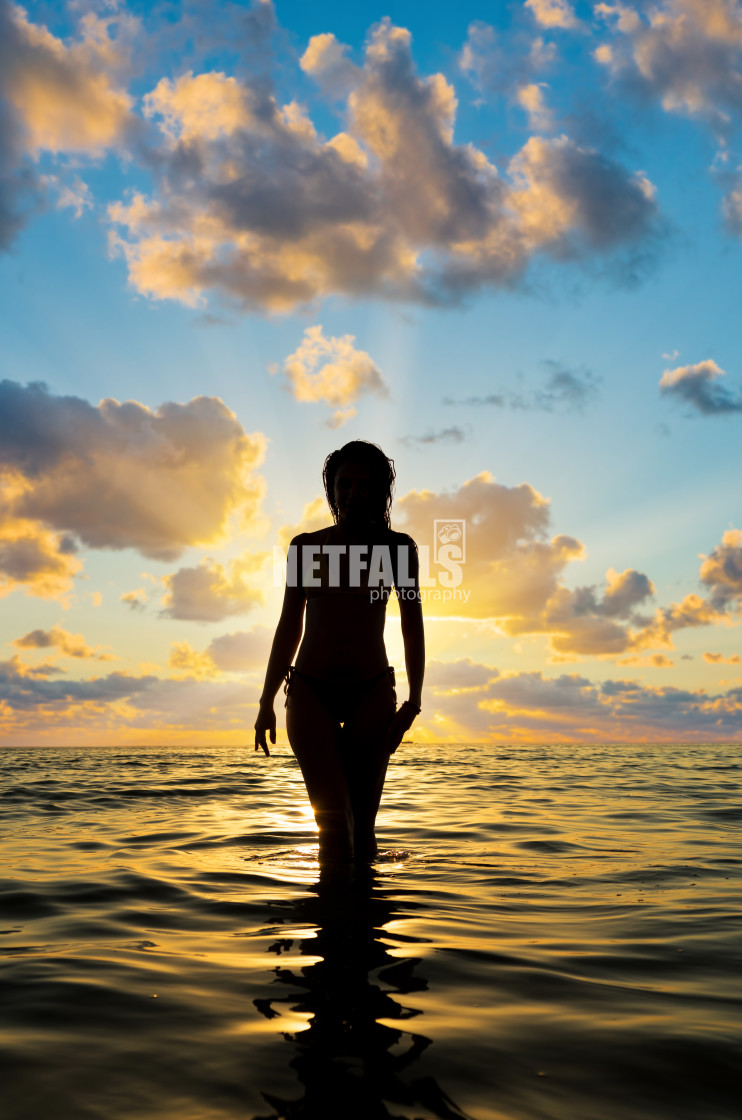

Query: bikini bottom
left=284, top=665, right=396, bottom=725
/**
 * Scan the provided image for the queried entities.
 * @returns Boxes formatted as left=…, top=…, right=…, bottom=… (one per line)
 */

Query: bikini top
left=292, top=527, right=415, bottom=600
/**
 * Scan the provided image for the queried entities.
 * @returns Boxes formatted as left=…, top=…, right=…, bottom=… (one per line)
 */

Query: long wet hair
left=323, top=440, right=396, bottom=529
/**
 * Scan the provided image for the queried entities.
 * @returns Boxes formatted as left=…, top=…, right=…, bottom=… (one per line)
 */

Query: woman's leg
left=285, top=673, right=354, bottom=861
left=340, top=674, right=397, bottom=859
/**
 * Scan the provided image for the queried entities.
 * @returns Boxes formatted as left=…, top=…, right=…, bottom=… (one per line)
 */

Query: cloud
left=506, top=566, right=656, bottom=655
left=121, top=588, right=148, bottom=612
left=699, top=528, right=742, bottom=608
left=168, top=625, right=273, bottom=677
left=0, top=4, right=136, bottom=156
left=594, top=2, right=742, bottom=233
left=0, top=656, right=157, bottom=711
left=538, top=361, right=601, bottom=410
left=444, top=392, right=508, bottom=408
left=0, top=513, right=82, bottom=600
left=278, top=325, right=388, bottom=425
left=424, top=660, right=742, bottom=740
left=633, top=593, right=730, bottom=650
left=300, top=32, right=360, bottom=97
left=508, top=134, right=657, bottom=255
left=445, top=361, right=600, bottom=412
left=0, top=381, right=266, bottom=562
left=423, top=657, right=500, bottom=692
left=277, top=496, right=334, bottom=551
left=161, top=554, right=267, bottom=622
left=659, top=359, right=742, bottom=414
left=143, top=71, right=253, bottom=143
left=325, top=407, right=357, bottom=429
left=518, top=83, right=554, bottom=131
left=2, top=644, right=741, bottom=743
left=168, top=640, right=219, bottom=678
left=526, top=0, right=579, bottom=31
left=207, top=626, right=273, bottom=670
left=0, top=72, right=38, bottom=251
left=395, top=471, right=584, bottom=622
left=459, top=21, right=556, bottom=98
left=108, top=17, right=660, bottom=312
left=400, top=426, right=470, bottom=448
left=47, top=173, right=93, bottom=219
left=595, top=0, right=742, bottom=128
left=722, top=175, right=742, bottom=234
left=613, top=528, right=742, bottom=653
left=13, top=626, right=113, bottom=661
left=703, top=651, right=741, bottom=664
left=276, top=477, right=738, bottom=662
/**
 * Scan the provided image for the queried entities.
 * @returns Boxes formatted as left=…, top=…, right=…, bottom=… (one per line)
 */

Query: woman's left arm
left=385, top=535, right=424, bottom=752
left=399, top=537, right=424, bottom=708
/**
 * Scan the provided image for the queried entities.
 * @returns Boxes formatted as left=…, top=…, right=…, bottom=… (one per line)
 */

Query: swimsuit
left=284, top=665, right=396, bottom=725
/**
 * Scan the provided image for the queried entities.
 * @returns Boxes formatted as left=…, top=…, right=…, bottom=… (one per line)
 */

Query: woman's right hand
left=254, top=703, right=276, bottom=757
left=384, top=701, right=419, bottom=755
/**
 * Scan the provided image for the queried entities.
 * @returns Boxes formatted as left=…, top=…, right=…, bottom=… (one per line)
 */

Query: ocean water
left=1, top=742, right=740, bottom=1120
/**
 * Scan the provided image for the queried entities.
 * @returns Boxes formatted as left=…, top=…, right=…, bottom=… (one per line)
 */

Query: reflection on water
left=1, top=742, right=741, bottom=1120
left=254, top=866, right=470, bottom=1119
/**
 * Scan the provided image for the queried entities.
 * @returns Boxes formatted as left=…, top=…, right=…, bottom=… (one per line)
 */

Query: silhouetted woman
left=254, top=441, right=424, bottom=862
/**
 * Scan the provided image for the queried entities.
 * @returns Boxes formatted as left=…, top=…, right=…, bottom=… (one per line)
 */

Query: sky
left=1, top=0, right=742, bottom=745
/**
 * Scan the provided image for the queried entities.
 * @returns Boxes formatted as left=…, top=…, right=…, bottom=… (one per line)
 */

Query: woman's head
left=323, top=440, right=396, bottom=529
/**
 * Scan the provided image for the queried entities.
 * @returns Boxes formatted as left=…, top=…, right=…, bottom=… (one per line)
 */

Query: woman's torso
left=294, top=525, right=412, bottom=681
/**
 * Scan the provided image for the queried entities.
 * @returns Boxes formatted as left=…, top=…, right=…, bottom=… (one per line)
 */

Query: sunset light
left=2, top=3, right=741, bottom=1119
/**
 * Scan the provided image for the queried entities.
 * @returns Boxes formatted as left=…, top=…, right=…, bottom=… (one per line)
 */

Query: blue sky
left=1, top=0, right=742, bottom=743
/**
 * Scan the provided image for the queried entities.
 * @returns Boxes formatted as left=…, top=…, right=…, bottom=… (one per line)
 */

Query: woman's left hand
left=384, top=701, right=420, bottom=754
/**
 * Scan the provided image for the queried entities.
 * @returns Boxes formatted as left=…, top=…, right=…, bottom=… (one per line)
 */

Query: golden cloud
left=420, top=658, right=742, bottom=742
left=634, top=593, right=731, bottom=650
left=700, top=528, right=742, bottom=606
left=517, top=83, right=554, bottom=131
left=161, top=554, right=268, bottom=622
left=168, top=640, right=219, bottom=679
left=0, top=381, right=267, bottom=562
left=596, top=0, right=742, bottom=122
left=107, top=18, right=659, bottom=311
left=278, top=325, right=388, bottom=425
left=395, top=471, right=580, bottom=620
left=168, top=625, right=273, bottom=677
left=13, top=626, right=114, bottom=661
left=144, top=71, right=254, bottom=143
left=2, top=646, right=742, bottom=744
left=277, top=496, right=334, bottom=551
left=0, top=514, right=82, bottom=601
left=3, top=6, right=135, bottom=155
left=525, top=0, right=579, bottom=30
left=271, top=476, right=739, bottom=662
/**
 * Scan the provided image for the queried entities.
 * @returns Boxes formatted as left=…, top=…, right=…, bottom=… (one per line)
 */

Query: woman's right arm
left=254, top=542, right=306, bottom=756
